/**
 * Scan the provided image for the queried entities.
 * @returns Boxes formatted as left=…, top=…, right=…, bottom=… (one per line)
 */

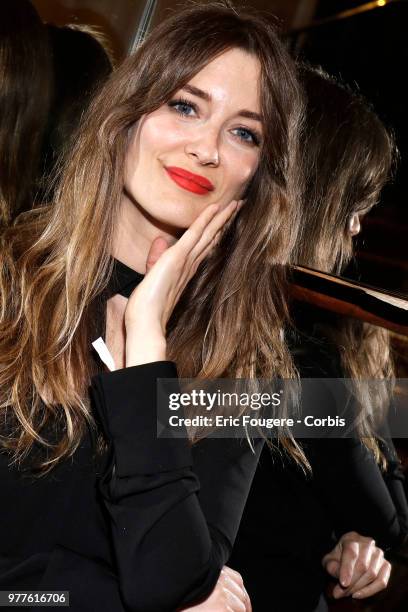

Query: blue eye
left=168, top=98, right=198, bottom=117
left=232, top=127, right=260, bottom=146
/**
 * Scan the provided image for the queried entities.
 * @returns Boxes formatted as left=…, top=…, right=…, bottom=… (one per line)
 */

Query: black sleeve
left=377, top=431, right=408, bottom=546
left=304, top=434, right=408, bottom=552
left=294, top=343, right=408, bottom=553
left=90, top=361, right=263, bottom=612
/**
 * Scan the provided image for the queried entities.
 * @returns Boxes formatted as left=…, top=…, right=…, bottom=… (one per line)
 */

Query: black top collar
left=107, top=258, right=145, bottom=298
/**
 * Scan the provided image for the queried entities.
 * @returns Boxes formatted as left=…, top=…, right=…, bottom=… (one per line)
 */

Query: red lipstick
left=165, top=166, right=214, bottom=195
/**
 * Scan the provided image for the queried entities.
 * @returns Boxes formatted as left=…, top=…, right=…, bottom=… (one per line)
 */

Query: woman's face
left=124, top=47, right=263, bottom=229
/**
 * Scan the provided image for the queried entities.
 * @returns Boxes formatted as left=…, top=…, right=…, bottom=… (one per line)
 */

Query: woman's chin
left=150, top=200, right=202, bottom=228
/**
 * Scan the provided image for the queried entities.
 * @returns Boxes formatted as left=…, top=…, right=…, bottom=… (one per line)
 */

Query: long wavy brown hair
left=295, top=64, right=397, bottom=464
left=0, top=2, right=305, bottom=474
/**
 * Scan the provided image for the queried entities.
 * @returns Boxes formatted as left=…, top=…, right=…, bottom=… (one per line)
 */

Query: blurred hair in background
left=40, top=23, right=113, bottom=199
left=0, top=1, right=113, bottom=226
left=296, top=62, right=397, bottom=276
left=0, top=0, right=52, bottom=226
left=295, top=63, right=397, bottom=461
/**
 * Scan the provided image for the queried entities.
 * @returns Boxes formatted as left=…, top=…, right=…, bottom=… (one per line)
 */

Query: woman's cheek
left=232, top=156, right=257, bottom=197
left=146, top=115, right=190, bottom=149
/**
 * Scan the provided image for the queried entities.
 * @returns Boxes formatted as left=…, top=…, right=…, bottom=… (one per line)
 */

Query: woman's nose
left=185, top=128, right=220, bottom=167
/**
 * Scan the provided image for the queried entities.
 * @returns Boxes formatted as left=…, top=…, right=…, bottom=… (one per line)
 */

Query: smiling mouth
left=164, top=166, right=214, bottom=195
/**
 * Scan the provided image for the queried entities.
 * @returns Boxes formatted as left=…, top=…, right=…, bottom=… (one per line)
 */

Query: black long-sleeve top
left=229, top=305, right=408, bottom=612
left=0, top=258, right=263, bottom=611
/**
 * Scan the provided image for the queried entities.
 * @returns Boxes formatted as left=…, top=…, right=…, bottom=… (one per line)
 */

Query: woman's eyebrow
left=181, top=84, right=262, bottom=123
left=182, top=84, right=211, bottom=102
left=238, top=110, right=262, bottom=122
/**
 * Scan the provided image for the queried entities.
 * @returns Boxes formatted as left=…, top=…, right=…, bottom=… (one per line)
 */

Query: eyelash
left=167, top=97, right=262, bottom=147
left=168, top=97, right=198, bottom=117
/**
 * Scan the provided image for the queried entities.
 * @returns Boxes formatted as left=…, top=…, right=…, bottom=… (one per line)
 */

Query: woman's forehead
left=185, top=48, right=262, bottom=113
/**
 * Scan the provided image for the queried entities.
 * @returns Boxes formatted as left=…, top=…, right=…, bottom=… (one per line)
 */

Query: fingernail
left=352, top=592, right=362, bottom=599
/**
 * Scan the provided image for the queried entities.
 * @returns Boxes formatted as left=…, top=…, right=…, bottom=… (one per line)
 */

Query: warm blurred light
left=377, top=0, right=386, bottom=6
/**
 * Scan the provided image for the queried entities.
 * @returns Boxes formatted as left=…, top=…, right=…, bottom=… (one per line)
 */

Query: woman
left=229, top=65, right=407, bottom=611
left=0, top=3, right=304, bottom=610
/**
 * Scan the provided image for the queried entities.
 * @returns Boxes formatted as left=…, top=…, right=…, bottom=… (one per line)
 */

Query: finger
left=176, top=203, right=220, bottom=256
left=322, top=539, right=341, bottom=573
left=208, top=200, right=244, bottom=250
left=191, top=200, right=239, bottom=260
left=331, top=583, right=349, bottom=600
left=243, top=585, right=252, bottom=612
left=193, top=200, right=238, bottom=257
left=222, top=573, right=244, bottom=595
left=222, top=566, right=251, bottom=612
left=338, top=541, right=360, bottom=588
left=224, top=586, right=246, bottom=612
left=347, top=548, right=384, bottom=595
left=146, top=236, right=171, bottom=272
left=221, top=566, right=245, bottom=589
left=352, top=560, right=391, bottom=599
left=332, top=545, right=380, bottom=599
left=170, top=200, right=238, bottom=295
left=193, top=199, right=242, bottom=263
left=221, top=199, right=244, bottom=232
left=323, top=557, right=340, bottom=580
left=345, top=539, right=376, bottom=590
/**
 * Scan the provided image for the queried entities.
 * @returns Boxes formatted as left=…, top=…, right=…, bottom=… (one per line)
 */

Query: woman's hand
left=177, top=566, right=252, bottom=611
left=125, top=199, right=243, bottom=366
left=322, top=531, right=391, bottom=600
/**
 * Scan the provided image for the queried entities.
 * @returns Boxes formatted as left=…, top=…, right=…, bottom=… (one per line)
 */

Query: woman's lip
left=165, top=166, right=214, bottom=191
left=165, top=169, right=210, bottom=195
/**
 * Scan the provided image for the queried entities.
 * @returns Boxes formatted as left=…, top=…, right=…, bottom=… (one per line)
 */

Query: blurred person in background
left=0, top=0, right=52, bottom=226
left=40, top=23, right=113, bottom=198
left=0, top=0, right=113, bottom=226
left=229, top=64, right=408, bottom=612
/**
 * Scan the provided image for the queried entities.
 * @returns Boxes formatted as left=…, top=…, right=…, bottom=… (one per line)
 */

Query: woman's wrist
left=125, top=326, right=167, bottom=367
